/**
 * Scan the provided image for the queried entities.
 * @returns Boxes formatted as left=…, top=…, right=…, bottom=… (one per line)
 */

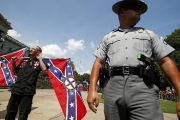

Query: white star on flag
left=6, top=72, right=9, bottom=75
left=47, top=63, right=51, bottom=66
left=70, top=92, right=74, bottom=95
left=68, top=72, right=71, bottom=76
left=8, top=79, right=11, bottom=81
left=54, top=69, right=57, bottom=73
left=69, top=102, right=74, bottom=107
left=69, top=116, right=74, bottom=120
left=67, top=65, right=70, bottom=68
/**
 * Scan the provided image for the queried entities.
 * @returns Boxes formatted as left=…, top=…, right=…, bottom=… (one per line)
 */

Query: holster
left=99, top=62, right=109, bottom=88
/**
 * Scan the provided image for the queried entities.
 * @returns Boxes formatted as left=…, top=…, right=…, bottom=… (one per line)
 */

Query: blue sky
left=1, top=0, right=180, bottom=75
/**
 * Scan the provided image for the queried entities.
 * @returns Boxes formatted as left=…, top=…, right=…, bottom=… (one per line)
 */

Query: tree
left=81, top=73, right=90, bottom=82
left=73, top=70, right=81, bottom=82
left=158, top=28, right=180, bottom=90
left=39, top=71, right=48, bottom=78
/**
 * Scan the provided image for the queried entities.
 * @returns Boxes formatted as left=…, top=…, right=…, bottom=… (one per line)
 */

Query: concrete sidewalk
left=0, top=89, right=178, bottom=120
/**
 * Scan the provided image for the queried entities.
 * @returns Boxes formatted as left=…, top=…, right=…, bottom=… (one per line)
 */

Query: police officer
left=87, top=0, right=180, bottom=120
left=5, top=46, right=48, bottom=120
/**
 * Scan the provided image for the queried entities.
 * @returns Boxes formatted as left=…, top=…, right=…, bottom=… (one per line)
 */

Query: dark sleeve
left=15, top=60, right=24, bottom=72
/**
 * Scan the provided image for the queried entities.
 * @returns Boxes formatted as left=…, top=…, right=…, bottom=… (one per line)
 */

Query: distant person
left=5, top=46, right=48, bottom=120
left=87, top=82, right=89, bottom=93
left=0, top=57, right=2, bottom=68
left=87, top=0, right=180, bottom=120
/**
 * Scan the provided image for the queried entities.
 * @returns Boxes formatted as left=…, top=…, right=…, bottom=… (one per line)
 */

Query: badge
left=137, top=29, right=143, bottom=33
left=33, top=61, right=40, bottom=67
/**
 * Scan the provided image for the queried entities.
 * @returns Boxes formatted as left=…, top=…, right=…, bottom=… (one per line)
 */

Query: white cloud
left=90, top=41, right=95, bottom=49
left=78, top=70, right=91, bottom=75
left=28, top=40, right=39, bottom=47
left=42, top=44, right=67, bottom=58
left=160, top=36, right=163, bottom=40
left=66, top=39, right=85, bottom=54
left=7, top=30, right=21, bottom=39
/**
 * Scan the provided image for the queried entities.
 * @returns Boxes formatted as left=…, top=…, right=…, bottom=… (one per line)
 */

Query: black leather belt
left=111, top=66, right=140, bottom=76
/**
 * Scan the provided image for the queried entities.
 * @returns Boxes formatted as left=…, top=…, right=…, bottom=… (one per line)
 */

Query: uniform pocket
left=107, top=39, right=121, bottom=55
left=133, top=33, right=151, bottom=54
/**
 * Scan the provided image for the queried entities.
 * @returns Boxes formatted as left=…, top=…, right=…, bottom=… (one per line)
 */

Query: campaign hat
left=112, top=0, right=148, bottom=14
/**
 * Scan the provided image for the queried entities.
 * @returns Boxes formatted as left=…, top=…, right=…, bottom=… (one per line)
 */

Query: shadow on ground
left=0, top=107, right=38, bottom=119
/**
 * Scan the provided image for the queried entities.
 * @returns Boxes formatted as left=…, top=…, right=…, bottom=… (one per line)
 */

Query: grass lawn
left=98, top=95, right=177, bottom=114
left=160, top=100, right=177, bottom=114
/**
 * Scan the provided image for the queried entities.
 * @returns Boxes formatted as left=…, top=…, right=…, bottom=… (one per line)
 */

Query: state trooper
left=87, top=0, right=180, bottom=120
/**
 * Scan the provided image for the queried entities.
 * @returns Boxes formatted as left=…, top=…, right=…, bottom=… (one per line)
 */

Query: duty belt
left=110, top=64, right=141, bottom=76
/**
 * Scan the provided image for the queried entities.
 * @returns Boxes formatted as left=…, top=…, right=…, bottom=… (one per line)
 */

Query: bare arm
left=87, top=58, right=104, bottom=113
left=11, top=56, right=18, bottom=75
left=37, top=53, right=47, bottom=71
left=157, top=56, right=180, bottom=119
left=157, top=57, right=180, bottom=96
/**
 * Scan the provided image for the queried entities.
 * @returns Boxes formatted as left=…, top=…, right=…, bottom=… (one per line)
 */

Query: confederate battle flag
left=0, top=48, right=27, bottom=86
left=43, top=58, right=87, bottom=120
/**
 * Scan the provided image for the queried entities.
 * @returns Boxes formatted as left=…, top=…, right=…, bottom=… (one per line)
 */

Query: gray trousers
left=103, top=75, right=163, bottom=120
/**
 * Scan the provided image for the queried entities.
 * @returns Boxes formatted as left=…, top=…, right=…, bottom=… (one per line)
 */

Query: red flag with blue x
left=0, top=48, right=27, bottom=86
left=43, top=58, right=87, bottom=120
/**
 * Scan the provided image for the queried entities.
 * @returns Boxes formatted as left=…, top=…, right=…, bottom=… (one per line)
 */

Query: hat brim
left=112, top=1, right=148, bottom=14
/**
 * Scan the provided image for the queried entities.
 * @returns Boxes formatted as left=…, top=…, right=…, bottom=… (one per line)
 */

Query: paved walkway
left=0, top=89, right=178, bottom=120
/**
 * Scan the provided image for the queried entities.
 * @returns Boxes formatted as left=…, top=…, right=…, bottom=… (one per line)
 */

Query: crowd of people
left=159, top=90, right=179, bottom=102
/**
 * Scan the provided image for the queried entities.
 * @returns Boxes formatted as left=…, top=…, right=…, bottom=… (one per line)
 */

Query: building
left=0, top=13, right=12, bottom=41
left=0, top=35, right=30, bottom=55
left=0, top=13, right=29, bottom=56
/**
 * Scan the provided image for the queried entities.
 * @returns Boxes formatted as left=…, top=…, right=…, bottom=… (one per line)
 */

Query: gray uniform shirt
left=94, top=27, right=175, bottom=67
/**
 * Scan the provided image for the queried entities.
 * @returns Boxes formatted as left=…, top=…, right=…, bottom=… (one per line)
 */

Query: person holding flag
left=5, top=46, right=48, bottom=120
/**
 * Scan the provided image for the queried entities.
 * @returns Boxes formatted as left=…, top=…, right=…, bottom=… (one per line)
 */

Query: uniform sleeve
left=149, top=30, right=175, bottom=61
left=93, top=35, right=108, bottom=61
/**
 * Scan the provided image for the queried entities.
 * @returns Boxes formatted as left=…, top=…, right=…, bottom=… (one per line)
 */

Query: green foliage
left=39, top=71, right=48, bottom=78
left=166, top=28, right=180, bottom=71
left=98, top=95, right=104, bottom=103
left=166, top=28, right=180, bottom=51
left=81, top=73, right=90, bottom=82
left=158, top=28, right=180, bottom=90
left=74, top=70, right=81, bottom=81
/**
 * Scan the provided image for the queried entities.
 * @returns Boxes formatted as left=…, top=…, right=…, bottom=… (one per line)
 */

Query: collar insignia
left=137, top=29, right=143, bottom=33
